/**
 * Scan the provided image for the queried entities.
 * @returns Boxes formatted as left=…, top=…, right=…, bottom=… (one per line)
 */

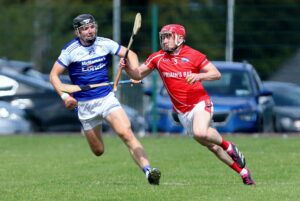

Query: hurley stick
left=113, top=12, right=142, bottom=92
left=59, top=79, right=142, bottom=94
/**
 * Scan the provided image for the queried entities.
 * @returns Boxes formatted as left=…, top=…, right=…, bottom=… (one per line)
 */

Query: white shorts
left=178, top=99, right=214, bottom=135
left=77, top=92, right=121, bottom=131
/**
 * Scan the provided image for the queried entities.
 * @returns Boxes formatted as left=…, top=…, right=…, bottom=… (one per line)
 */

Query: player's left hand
left=119, top=58, right=127, bottom=70
left=186, top=73, right=202, bottom=84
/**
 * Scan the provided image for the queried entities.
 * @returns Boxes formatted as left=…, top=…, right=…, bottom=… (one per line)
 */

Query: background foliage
left=0, top=0, right=299, bottom=80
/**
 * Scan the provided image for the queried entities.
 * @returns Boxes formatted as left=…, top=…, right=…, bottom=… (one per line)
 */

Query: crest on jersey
left=181, top=58, right=189, bottom=63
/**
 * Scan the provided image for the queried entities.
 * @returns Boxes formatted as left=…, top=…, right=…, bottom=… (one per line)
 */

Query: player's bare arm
left=49, top=62, right=77, bottom=110
left=118, top=46, right=140, bottom=67
left=186, top=62, right=221, bottom=84
left=118, top=46, right=145, bottom=80
left=49, top=62, right=66, bottom=95
left=117, top=46, right=140, bottom=71
left=123, top=61, right=152, bottom=80
left=119, top=53, right=152, bottom=80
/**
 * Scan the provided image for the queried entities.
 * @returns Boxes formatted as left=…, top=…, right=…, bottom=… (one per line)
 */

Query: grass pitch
left=0, top=133, right=299, bottom=201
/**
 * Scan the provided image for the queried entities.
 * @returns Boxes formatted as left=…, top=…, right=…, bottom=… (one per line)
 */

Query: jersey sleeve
left=57, top=49, right=71, bottom=68
left=101, top=37, right=121, bottom=55
left=143, top=51, right=162, bottom=70
left=194, top=51, right=209, bottom=70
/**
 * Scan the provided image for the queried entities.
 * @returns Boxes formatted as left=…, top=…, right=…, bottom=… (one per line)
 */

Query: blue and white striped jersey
left=57, top=37, right=121, bottom=101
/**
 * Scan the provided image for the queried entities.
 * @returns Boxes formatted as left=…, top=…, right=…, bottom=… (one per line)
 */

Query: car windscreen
left=203, top=70, right=253, bottom=97
left=268, top=85, right=300, bottom=107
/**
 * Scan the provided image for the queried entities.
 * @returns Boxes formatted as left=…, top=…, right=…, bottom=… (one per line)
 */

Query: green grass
left=0, top=134, right=299, bottom=201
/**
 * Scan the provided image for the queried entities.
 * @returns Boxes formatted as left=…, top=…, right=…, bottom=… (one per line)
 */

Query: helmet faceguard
left=159, top=24, right=186, bottom=53
left=73, top=14, right=97, bottom=44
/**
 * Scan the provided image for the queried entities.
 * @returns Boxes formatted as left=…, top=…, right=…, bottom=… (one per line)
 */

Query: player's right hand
left=186, top=73, right=202, bottom=84
left=64, top=96, right=77, bottom=110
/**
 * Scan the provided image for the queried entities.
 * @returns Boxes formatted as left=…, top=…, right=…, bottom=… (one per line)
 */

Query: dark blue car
left=145, top=85, right=185, bottom=134
left=145, top=61, right=274, bottom=134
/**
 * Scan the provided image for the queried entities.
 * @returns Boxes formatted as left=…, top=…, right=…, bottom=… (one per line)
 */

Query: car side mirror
left=257, top=89, right=273, bottom=105
left=259, top=89, right=273, bottom=97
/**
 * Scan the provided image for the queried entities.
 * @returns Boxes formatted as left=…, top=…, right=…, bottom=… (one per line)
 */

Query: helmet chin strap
left=78, top=35, right=96, bottom=46
left=164, top=45, right=180, bottom=53
left=174, top=34, right=184, bottom=46
left=79, top=36, right=95, bottom=46
left=85, top=37, right=96, bottom=44
left=77, top=28, right=97, bottom=46
left=162, top=34, right=184, bottom=53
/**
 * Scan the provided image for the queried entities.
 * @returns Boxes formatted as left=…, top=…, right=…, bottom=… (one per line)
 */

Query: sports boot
left=147, top=168, right=161, bottom=185
left=241, top=168, right=256, bottom=185
left=227, top=143, right=246, bottom=168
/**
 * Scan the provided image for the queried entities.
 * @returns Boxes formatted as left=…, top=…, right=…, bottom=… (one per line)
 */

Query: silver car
left=0, top=100, right=32, bottom=134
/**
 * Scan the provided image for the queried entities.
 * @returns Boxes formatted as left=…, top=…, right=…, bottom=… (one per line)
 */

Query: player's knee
left=193, top=129, right=209, bottom=142
left=117, top=128, right=134, bottom=143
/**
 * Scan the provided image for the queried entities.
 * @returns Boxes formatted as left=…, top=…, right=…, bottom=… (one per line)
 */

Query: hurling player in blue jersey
left=49, top=14, right=161, bottom=185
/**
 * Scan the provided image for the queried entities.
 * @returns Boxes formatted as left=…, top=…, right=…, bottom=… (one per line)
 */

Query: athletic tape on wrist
left=60, top=93, right=70, bottom=100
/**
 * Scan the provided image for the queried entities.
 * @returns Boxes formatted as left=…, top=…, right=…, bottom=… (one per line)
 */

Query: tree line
left=0, top=0, right=299, bottom=79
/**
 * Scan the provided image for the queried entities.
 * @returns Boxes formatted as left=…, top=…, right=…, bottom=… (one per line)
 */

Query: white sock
left=145, top=170, right=150, bottom=178
left=240, top=168, right=248, bottom=176
left=226, top=144, right=232, bottom=152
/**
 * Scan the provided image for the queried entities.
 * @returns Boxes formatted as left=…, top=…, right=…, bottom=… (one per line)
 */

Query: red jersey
left=144, top=45, right=210, bottom=113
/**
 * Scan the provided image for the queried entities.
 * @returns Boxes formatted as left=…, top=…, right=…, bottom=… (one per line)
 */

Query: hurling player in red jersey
left=122, top=24, right=255, bottom=185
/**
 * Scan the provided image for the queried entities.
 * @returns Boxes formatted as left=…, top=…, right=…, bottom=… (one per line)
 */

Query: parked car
left=0, top=100, right=32, bottom=134
left=144, top=85, right=185, bottom=134
left=0, top=64, right=145, bottom=134
left=263, top=81, right=300, bottom=132
left=144, top=61, right=274, bottom=134
left=205, top=61, right=274, bottom=133
left=0, top=70, right=82, bottom=132
left=0, top=57, right=71, bottom=83
left=0, top=57, right=45, bottom=80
